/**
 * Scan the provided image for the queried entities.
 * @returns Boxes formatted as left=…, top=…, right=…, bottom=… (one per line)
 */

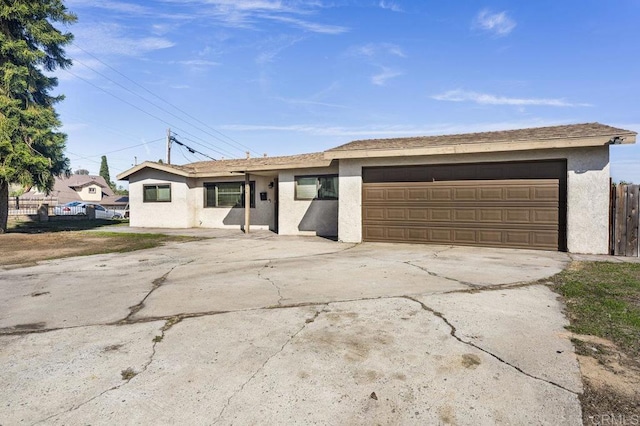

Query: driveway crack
left=403, top=260, right=483, bottom=289
left=258, top=261, right=284, bottom=305
left=123, top=261, right=193, bottom=321
left=212, top=306, right=326, bottom=424
left=31, top=317, right=181, bottom=425
left=401, top=295, right=578, bottom=395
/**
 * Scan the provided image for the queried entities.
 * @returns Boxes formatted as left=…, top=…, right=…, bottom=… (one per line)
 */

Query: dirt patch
left=572, top=334, right=640, bottom=423
left=0, top=232, right=200, bottom=268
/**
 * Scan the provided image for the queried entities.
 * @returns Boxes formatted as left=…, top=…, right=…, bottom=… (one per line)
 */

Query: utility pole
left=166, top=128, right=172, bottom=165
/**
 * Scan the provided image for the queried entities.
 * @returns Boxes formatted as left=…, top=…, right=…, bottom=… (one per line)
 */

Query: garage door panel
left=505, top=231, right=531, bottom=245
left=429, top=209, right=452, bottom=221
left=407, top=228, right=427, bottom=240
left=479, top=187, right=503, bottom=200
left=505, top=187, right=533, bottom=200
left=429, top=228, right=453, bottom=242
left=363, top=208, right=385, bottom=220
left=534, top=187, right=559, bottom=200
left=454, top=188, right=477, bottom=200
left=387, top=208, right=406, bottom=220
left=362, top=166, right=563, bottom=250
left=504, top=209, right=530, bottom=222
left=479, top=209, right=503, bottom=222
left=407, top=209, right=428, bottom=220
left=454, top=209, right=477, bottom=221
left=533, top=209, right=558, bottom=223
left=364, top=226, right=385, bottom=239
left=407, top=189, right=428, bottom=200
left=453, top=229, right=476, bottom=243
left=386, top=227, right=406, bottom=239
left=363, top=188, right=385, bottom=201
left=386, top=189, right=406, bottom=200
left=364, top=225, right=559, bottom=249
left=430, top=188, right=452, bottom=201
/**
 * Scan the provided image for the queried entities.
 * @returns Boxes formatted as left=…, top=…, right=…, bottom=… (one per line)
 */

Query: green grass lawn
left=552, top=261, right=640, bottom=356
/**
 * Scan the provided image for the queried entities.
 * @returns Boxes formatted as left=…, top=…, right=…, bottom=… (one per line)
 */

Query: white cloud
left=351, top=42, right=405, bottom=58
left=255, top=36, right=304, bottom=65
left=162, top=0, right=348, bottom=34
left=371, top=67, right=403, bottom=86
left=218, top=121, right=569, bottom=137
left=72, top=23, right=175, bottom=57
left=275, top=97, right=348, bottom=109
left=265, top=15, right=348, bottom=34
left=379, top=1, right=402, bottom=12
left=173, top=59, right=219, bottom=66
left=473, top=9, right=516, bottom=37
left=431, top=89, right=592, bottom=107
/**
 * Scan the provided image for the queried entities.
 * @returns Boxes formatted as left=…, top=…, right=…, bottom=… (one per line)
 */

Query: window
left=205, top=182, right=255, bottom=208
left=295, top=175, right=338, bottom=200
left=88, top=187, right=96, bottom=194
left=143, top=184, right=171, bottom=202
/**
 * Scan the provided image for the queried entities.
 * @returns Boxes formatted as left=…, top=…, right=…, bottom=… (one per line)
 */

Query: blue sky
left=55, top=0, right=640, bottom=185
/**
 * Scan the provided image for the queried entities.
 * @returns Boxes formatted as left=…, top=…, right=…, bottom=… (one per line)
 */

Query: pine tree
left=0, top=0, right=76, bottom=232
left=99, top=155, right=111, bottom=185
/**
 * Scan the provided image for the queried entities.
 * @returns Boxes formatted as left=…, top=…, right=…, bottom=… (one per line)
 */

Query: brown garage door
left=362, top=161, right=566, bottom=250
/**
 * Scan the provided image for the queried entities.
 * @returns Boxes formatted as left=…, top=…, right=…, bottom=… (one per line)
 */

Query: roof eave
left=193, top=160, right=334, bottom=176
left=116, top=162, right=192, bottom=181
left=324, top=134, right=637, bottom=160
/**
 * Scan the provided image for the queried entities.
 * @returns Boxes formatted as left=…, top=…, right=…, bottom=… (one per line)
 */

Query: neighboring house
left=20, top=175, right=128, bottom=207
left=117, top=123, right=637, bottom=254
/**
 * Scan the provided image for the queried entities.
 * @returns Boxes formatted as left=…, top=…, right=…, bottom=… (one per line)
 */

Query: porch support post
left=244, top=172, right=250, bottom=233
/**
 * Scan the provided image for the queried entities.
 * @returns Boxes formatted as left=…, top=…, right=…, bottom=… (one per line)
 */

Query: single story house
left=117, top=123, right=637, bottom=254
left=20, top=174, right=128, bottom=207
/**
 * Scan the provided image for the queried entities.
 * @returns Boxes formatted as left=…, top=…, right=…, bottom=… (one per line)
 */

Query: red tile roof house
left=117, top=123, right=637, bottom=254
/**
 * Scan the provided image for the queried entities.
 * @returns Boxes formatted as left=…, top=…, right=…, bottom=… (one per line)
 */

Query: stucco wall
left=128, top=169, right=194, bottom=228
left=338, top=147, right=610, bottom=254
left=78, top=184, right=102, bottom=202
left=278, top=165, right=339, bottom=237
left=194, top=175, right=275, bottom=230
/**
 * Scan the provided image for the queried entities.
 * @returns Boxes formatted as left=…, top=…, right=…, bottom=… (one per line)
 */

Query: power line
left=63, top=68, right=234, bottom=159
left=171, top=135, right=216, bottom=161
left=71, top=56, right=235, bottom=158
left=63, top=112, right=160, bottom=145
left=70, top=43, right=261, bottom=157
left=69, top=138, right=165, bottom=161
left=69, top=59, right=237, bottom=160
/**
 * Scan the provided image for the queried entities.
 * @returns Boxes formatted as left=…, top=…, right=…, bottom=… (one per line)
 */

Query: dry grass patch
left=0, top=228, right=202, bottom=267
left=551, top=261, right=640, bottom=424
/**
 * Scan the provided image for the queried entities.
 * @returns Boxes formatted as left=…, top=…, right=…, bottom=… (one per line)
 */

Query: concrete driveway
left=0, top=230, right=583, bottom=425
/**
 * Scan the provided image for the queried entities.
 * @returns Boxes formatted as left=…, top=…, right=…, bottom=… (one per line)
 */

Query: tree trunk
left=0, top=180, right=8, bottom=233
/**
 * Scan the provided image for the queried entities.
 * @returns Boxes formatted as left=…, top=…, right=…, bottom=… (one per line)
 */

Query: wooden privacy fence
left=610, top=183, right=639, bottom=257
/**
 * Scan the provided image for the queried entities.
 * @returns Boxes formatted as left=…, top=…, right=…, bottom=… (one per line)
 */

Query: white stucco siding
left=194, top=175, right=275, bottom=230
left=338, top=147, right=611, bottom=254
left=128, top=169, right=194, bottom=228
left=565, top=147, right=610, bottom=254
left=278, top=165, right=339, bottom=237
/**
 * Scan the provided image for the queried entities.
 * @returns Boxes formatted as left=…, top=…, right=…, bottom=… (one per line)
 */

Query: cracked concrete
left=0, top=230, right=580, bottom=424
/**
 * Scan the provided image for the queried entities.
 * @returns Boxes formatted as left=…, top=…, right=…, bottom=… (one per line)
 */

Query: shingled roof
left=118, top=123, right=636, bottom=180
left=117, top=153, right=331, bottom=180
left=185, top=152, right=329, bottom=174
left=326, top=122, right=636, bottom=153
